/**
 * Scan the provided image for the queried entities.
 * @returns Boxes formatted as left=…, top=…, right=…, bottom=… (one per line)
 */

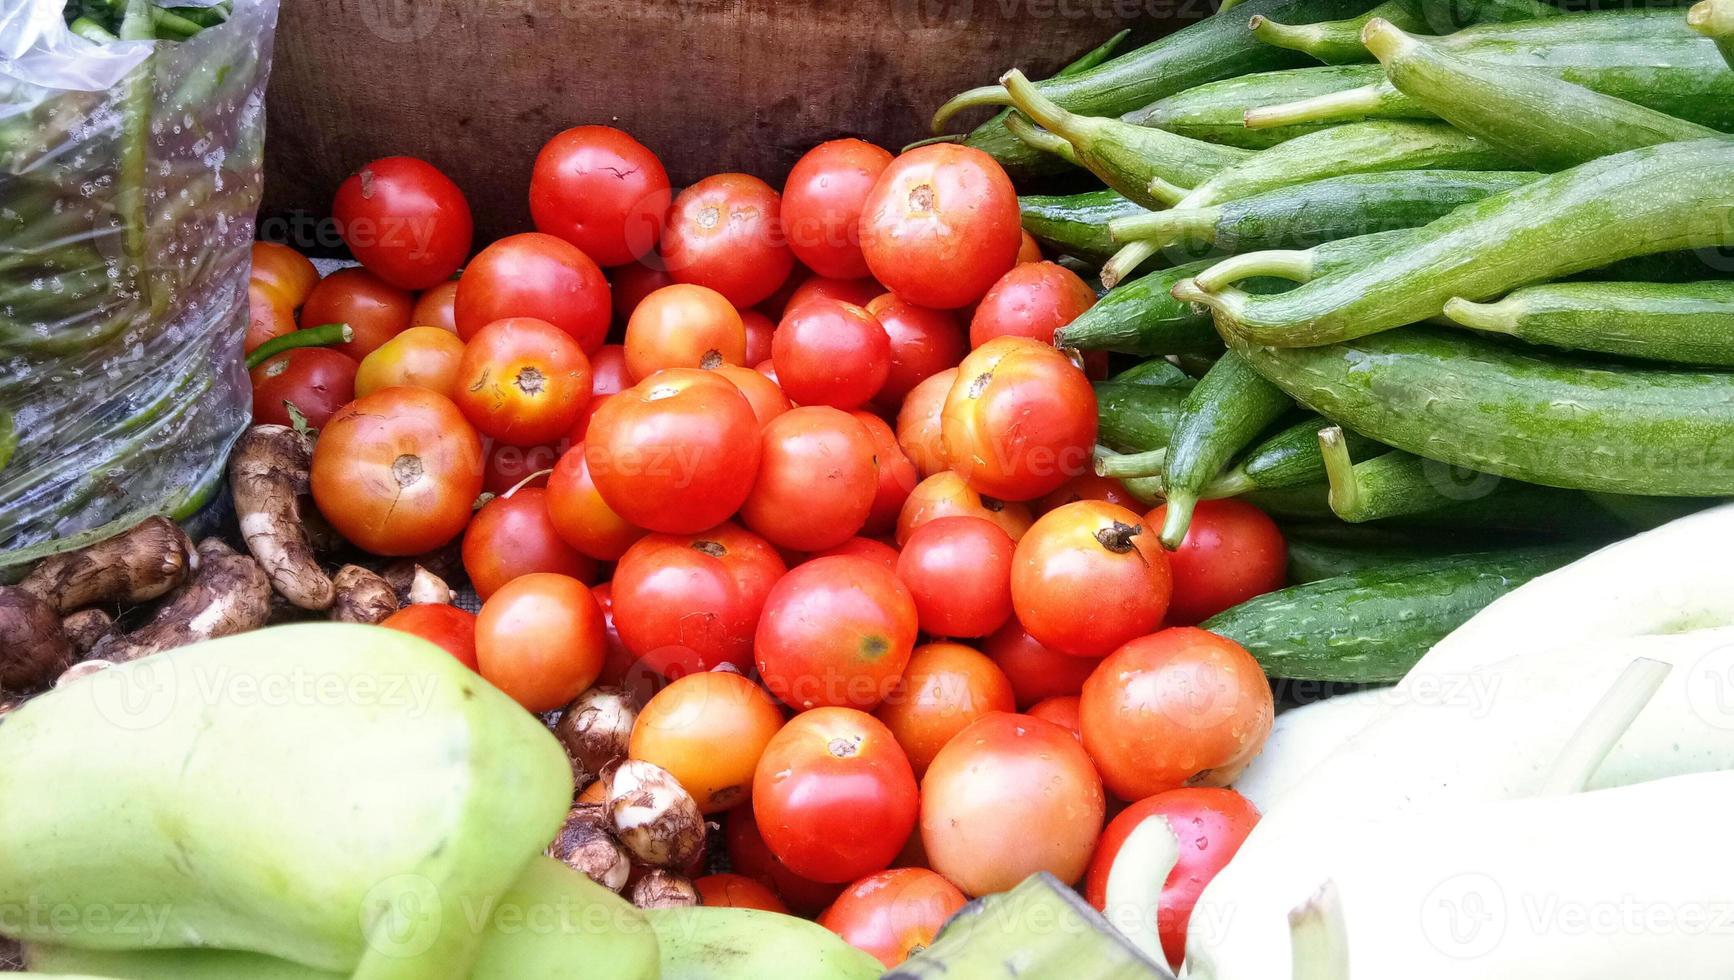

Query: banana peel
left=645, top=905, right=883, bottom=980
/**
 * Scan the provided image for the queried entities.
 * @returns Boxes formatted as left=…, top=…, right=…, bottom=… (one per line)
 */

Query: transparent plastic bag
left=0, top=0, right=277, bottom=572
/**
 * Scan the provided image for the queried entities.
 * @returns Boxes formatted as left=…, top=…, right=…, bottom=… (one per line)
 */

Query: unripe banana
left=646, top=905, right=883, bottom=980
left=0, top=624, right=574, bottom=980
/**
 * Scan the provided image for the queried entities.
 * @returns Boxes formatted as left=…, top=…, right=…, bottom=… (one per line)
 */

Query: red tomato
left=740, top=308, right=775, bottom=365
left=455, top=232, right=611, bottom=352
left=859, top=144, right=1021, bottom=309
left=662, top=173, right=793, bottom=308
left=895, top=517, right=1015, bottom=638
left=809, top=537, right=900, bottom=572
left=772, top=299, right=890, bottom=411
left=475, top=572, right=606, bottom=711
left=1079, top=628, right=1275, bottom=800
left=740, top=407, right=877, bottom=551
left=894, top=368, right=956, bottom=478
left=300, top=268, right=415, bottom=362
left=968, top=260, right=1096, bottom=349
left=354, top=325, right=465, bottom=399
left=545, top=444, right=646, bottom=561
left=1027, top=695, right=1081, bottom=738
left=530, top=125, right=672, bottom=267
left=864, top=294, right=964, bottom=406
left=610, top=262, right=675, bottom=324
left=755, top=555, right=918, bottom=712
left=611, top=522, right=786, bottom=676
left=251, top=241, right=319, bottom=309
left=1037, top=473, right=1136, bottom=514
left=781, top=139, right=894, bottom=280
left=694, top=873, right=788, bottom=913
left=462, top=488, right=597, bottom=600
left=983, top=621, right=1100, bottom=708
left=752, top=707, right=919, bottom=883
left=754, top=359, right=779, bottom=384
left=249, top=347, right=357, bottom=429
left=853, top=411, right=917, bottom=537
left=874, top=641, right=1015, bottom=776
left=409, top=280, right=459, bottom=332
left=584, top=368, right=761, bottom=534
left=245, top=280, right=296, bottom=354
left=725, top=806, right=846, bottom=914
left=943, top=337, right=1097, bottom=501
left=332, top=156, right=473, bottom=290
left=590, top=582, right=663, bottom=707
left=624, top=283, right=746, bottom=379
left=481, top=441, right=564, bottom=496
left=631, top=670, right=786, bottom=813
left=380, top=603, right=479, bottom=671
left=920, top=712, right=1104, bottom=896
left=819, top=868, right=967, bottom=968
left=1146, top=500, right=1288, bottom=625
left=784, top=275, right=885, bottom=315
left=1084, top=788, right=1260, bottom=969
left=587, top=343, right=633, bottom=398
left=309, top=387, right=483, bottom=556
left=1016, top=230, right=1043, bottom=264
left=896, top=471, right=1033, bottom=546
left=708, top=363, right=791, bottom=428
left=452, top=317, right=592, bottom=447
left=1012, top=502, right=1171, bottom=658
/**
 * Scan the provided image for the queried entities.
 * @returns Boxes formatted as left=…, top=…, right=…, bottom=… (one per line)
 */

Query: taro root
left=555, top=686, right=636, bottom=783
left=608, top=759, right=706, bottom=869
left=92, top=540, right=272, bottom=663
left=630, top=869, right=699, bottom=909
left=382, top=562, right=455, bottom=606
left=0, top=587, right=73, bottom=691
left=17, top=516, right=195, bottom=615
left=546, top=803, right=631, bottom=893
left=330, top=565, right=399, bottom=625
left=229, top=425, right=335, bottom=610
left=59, top=609, right=113, bottom=655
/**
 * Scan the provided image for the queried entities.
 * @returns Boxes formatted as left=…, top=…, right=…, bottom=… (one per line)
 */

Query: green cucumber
left=1019, top=190, right=1147, bottom=262
left=1124, top=65, right=1383, bottom=149
left=1284, top=533, right=1486, bottom=582
left=1108, top=358, right=1195, bottom=389
left=1201, top=547, right=1580, bottom=682
left=1159, top=352, right=1294, bottom=547
left=1250, top=0, right=1434, bottom=64
left=1093, top=382, right=1190, bottom=454
left=1317, top=427, right=1597, bottom=523
left=1176, top=140, right=1734, bottom=348
left=1221, top=321, right=1734, bottom=496
left=1212, top=416, right=1387, bottom=495
left=1691, top=0, right=1734, bottom=66
left=927, top=30, right=1130, bottom=163
left=1444, top=280, right=1734, bottom=366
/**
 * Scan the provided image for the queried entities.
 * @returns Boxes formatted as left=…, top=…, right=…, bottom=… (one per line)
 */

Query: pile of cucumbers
left=936, top=0, right=1734, bottom=686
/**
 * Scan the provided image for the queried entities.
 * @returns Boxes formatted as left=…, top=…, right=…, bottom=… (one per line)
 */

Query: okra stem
left=1244, top=84, right=1392, bottom=129
left=244, top=323, right=354, bottom=370
left=1096, top=447, right=1168, bottom=479
left=1002, top=115, right=1082, bottom=167
left=932, top=85, right=1013, bottom=134
left=1109, top=207, right=1220, bottom=245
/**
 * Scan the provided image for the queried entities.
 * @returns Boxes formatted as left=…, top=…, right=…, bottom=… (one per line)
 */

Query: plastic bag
left=0, top=0, right=277, bottom=573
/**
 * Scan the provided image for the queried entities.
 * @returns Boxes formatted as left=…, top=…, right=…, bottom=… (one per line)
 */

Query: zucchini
left=1159, top=352, right=1294, bottom=547
left=1178, top=140, right=1734, bottom=348
left=1363, top=20, right=1718, bottom=172
left=937, top=0, right=1387, bottom=175
left=1221, top=322, right=1734, bottom=496
left=1093, top=382, right=1190, bottom=453
left=1124, top=66, right=1382, bottom=150
left=1250, top=0, right=1433, bottom=64
left=1444, top=280, right=1734, bottom=366
left=1689, top=0, right=1734, bottom=68
left=1201, top=547, right=1580, bottom=682
left=1018, top=190, right=1147, bottom=263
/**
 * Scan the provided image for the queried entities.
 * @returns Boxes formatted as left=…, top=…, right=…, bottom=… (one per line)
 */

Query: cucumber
left=1212, top=415, right=1387, bottom=495
left=1093, top=382, right=1190, bottom=453
left=1201, top=547, right=1580, bottom=682
left=1284, top=534, right=1484, bottom=582
left=1692, top=0, right=1734, bottom=66
left=1178, top=140, right=1734, bottom=348
left=1221, top=322, right=1734, bottom=496
left=1125, top=66, right=1382, bottom=149
left=1317, top=428, right=1600, bottom=523
left=1018, top=190, right=1147, bottom=262
left=1444, top=280, right=1734, bottom=366
left=1108, top=358, right=1195, bottom=389
left=1250, top=0, right=1434, bottom=64
left=1159, top=352, right=1294, bottom=547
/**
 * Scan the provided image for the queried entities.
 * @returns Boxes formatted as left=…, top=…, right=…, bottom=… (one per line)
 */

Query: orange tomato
left=896, top=471, right=1033, bottom=546
left=409, top=279, right=461, bottom=332
left=693, top=873, right=788, bottom=913
left=244, top=280, right=296, bottom=354
left=942, top=337, right=1097, bottom=501
left=819, top=868, right=967, bottom=968
left=874, top=642, right=1015, bottom=777
left=983, top=622, right=1100, bottom=708
left=624, top=283, right=747, bottom=380
left=452, top=317, right=593, bottom=447
left=1011, top=501, right=1171, bottom=658
left=461, top=488, right=597, bottom=601
left=475, top=572, right=607, bottom=712
left=1027, top=695, right=1081, bottom=739
left=1016, top=230, right=1043, bottom=264
left=251, top=241, right=319, bottom=309
left=629, top=670, right=786, bottom=813
left=893, top=368, right=956, bottom=478
left=545, top=444, right=646, bottom=561
left=354, top=325, right=466, bottom=397
left=380, top=604, right=479, bottom=670
left=300, top=267, right=415, bottom=361
left=707, top=362, right=791, bottom=429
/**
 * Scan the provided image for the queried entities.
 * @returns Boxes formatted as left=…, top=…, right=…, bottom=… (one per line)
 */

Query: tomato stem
left=245, top=322, right=354, bottom=370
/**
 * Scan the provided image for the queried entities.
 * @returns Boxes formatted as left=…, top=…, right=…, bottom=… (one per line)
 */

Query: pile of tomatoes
left=243, top=126, right=1292, bottom=969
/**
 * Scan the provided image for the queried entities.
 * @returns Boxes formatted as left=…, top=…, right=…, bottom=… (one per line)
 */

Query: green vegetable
left=1444, top=280, right=1734, bottom=366
left=1283, top=532, right=1485, bottom=582
left=1249, top=0, right=1433, bottom=64
left=958, top=30, right=1133, bottom=170
left=1201, top=547, right=1580, bottom=682
left=1093, top=382, right=1191, bottom=454
left=1210, top=415, right=1386, bottom=495
left=1108, top=358, right=1196, bottom=388
left=1689, top=0, right=1734, bottom=67
left=1318, top=426, right=1600, bottom=523
left=1125, top=65, right=1383, bottom=149
left=1019, top=190, right=1148, bottom=262
left=1160, top=352, right=1294, bottom=547
left=648, top=906, right=884, bottom=980
left=244, top=322, right=353, bottom=370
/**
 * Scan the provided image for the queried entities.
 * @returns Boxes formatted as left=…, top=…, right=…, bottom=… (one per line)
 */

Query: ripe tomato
left=968, top=260, right=1097, bottom=349
left=624, top=283, right=746, bottom=380
left=332, top=156, right=473, bottom=290
left=452, top=317, right=592, bottom=447
left=590, top=582, right=663, bottom=707
left=251, top=241, right=318, bottom=309
left=545, top=444, right=645, bottom=561
left=864, top=294, right=964, bottom=406
left=455, top=232, right=611, bottom=351
left=475, top=572, right=606, bottom=712
left=1027, top=695, right=1081, bottom=738
left=611, top=522, right=786, bottom=676
left=610, top=262, right=675, bottom=324
left=694, top=873, right=788, bottom=913
left=1146, top=499, right=1287, bottom=625
left=630, top=670, right=785, bottom=813
left=584, top=368, right=761, bottom=534
left=530, top=125, right=672, bottom=267
left=784, top=275, right=884, bottom=315
left=894, top=368, right=956, bottom=478
left=1016, top=230, right=1042, bottom=264
left=462, top=488, right=597, bottom=600
left=741, top=407, right=877, bottom=552
left=380, top=603, right=479, bottom=671
left=755, top=556, right=918, bottom=712
left=409, top=279, right=459, bottom=332
left=754, top=359, right=779, bottom=384
left=310, top=387, right=483, bottom=555
left=249, top=347, right=357, bottom=429
left=920, top=712, right=1104, bottom=896
left=752, top=707, right=919, bottom=883
left=772, top=299, right=890, bottom=411
left=874, top=641, right=1014, bottom=776
left=819, top=868, right=967, bottom=968
left=1084, top=788, right=1261, bottom=969
left=853, top=411, right=917, bottom=536
left=1079, top=628, right=1275, bottom=800
left=896, top=471, right=1033, bottom=546
left=983, top=621, right=1099, bottom=708
left=740, top=309, right=775, bottom=365
left=895, top=516, right=1015, bottom=638
left=245, top=280, right=296, bottom=354
left=481, top=441, right=563, bottom=496
left=781, top=139, right=893, bottom=280
left=354, top=325, right=465, bottom=398
left=725, top=806, right=846, bottom=914
left=943, top=337, right=1097, bottom=501
left=662, top=173, right=792, bottom=308
left=707, top=363, right=791, bottom=428
left=809, top=537, right=900, bottom=572
left=300, top=267, right=414, bottom=361
left=1038, top=473, right=1136, bottom=514
left=859, top=144, right=1021, bottom=309
left=589, top=343, right=633, bottom=398
left=1012, top=502, right=1171, bottom=658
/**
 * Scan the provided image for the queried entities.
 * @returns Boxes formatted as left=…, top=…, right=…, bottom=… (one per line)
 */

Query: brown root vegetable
left=554, top=686, right=636, bottom=783
left=0, top=587, right=73, bottom=692
left=91, top=539, right=272, bottom=663
left=58, top=608, right=114, bottom=655
left=547, top=803, right=632, bottom=893
left=230, top=425, right=335, bottom=610
left=630, top=869, right=699, bottom=909
left=16, top=516, right=195, bottom=615
left=330, top=565, right=399, bottom=625
left=382, top=561, right=455, bottom=606
left=55, top=659, right=113, bottom=687
left=608, top=759, right=706, bottom=870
